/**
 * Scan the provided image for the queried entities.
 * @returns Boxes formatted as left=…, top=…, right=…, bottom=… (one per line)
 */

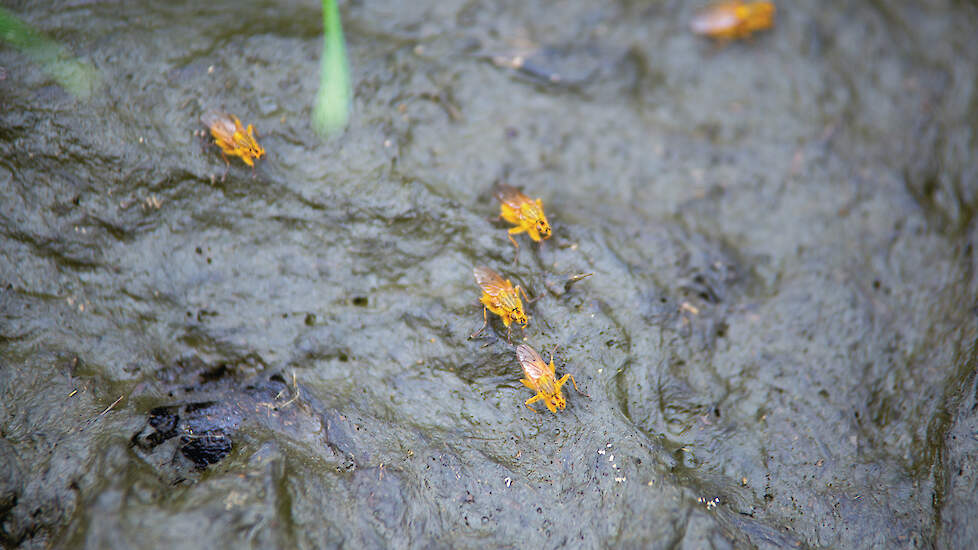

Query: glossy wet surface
left=2, top=1, right=977, bottom=548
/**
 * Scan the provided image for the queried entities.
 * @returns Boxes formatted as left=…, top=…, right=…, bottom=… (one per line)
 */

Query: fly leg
left=568, top=373, right=587, bottom=396
left=524, top=394, right=543, bottom=412
left=507, top=227, right=526, bottom=263
left=508, top=235, right=520, bottom=263
left=518, top=285, right=541, bottom=304
left=557, top=373, right=589, bottom=397
left=198, top=131, right=211, bottom=155
left=469, top=307, right=489, bottom=339
left=219, top=151, right=230, bottom=182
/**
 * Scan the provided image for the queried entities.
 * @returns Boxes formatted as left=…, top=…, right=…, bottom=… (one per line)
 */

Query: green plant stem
left=0, top=7, right=96, bottom=98
left=312, top=0, right=352, bottom=135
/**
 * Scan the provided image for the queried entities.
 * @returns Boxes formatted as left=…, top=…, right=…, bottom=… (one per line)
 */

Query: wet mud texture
left=2, top=1, right=978, bottom=549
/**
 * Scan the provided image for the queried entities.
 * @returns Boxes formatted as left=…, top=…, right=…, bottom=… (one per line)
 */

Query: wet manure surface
left=2, top=1, right=978, bottom=549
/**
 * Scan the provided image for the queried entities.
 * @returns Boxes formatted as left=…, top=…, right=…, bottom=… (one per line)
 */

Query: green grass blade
left=312, top=0, right=351, bottom=136
left=0, top=7, right=97, bottom=99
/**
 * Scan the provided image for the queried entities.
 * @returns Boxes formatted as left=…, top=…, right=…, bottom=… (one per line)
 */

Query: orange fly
left=494, top=183, right=551, bottom=262
left=200, top=109, right=265, bottom=177
left=515, top=343, right=584, bottom=413
left=470, top=266, right=534, bottom=342
left=690, top=1, right=775, bottom=40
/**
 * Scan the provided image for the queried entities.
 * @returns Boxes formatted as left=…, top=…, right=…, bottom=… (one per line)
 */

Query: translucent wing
left=200, top=110, right=237, bottom=139
left=473, top=266, right=510, bottom=297
left=516, top=344, right=550, bottom=380
left=493, top=183, right=531, bottom=210
left=690, top=7, right=739, bottom=35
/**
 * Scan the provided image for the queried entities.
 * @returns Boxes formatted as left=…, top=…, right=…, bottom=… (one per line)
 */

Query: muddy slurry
left=2, top=1, right=977, bottom=549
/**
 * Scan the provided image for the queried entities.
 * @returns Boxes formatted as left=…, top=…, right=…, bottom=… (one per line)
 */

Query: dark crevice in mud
left=902, top=123, right=978, bottom=238
left=721, top=509, right=808, bottom=550
left=612, top=355, right=635, bottom=423
left=1, top=228, right=103, bottom=270
left=590, top=297, right=633, bottom=355
left=607, top=220, right=755, bottom=440
left=271, top=460, right=299, bottom=550
left=930, top=340, right=978, bottom=545
left=429, top=347, right=515, bottom=384
left=86, top=214, right=138, bottom=243
left=886, top=54, right=977, bottom=239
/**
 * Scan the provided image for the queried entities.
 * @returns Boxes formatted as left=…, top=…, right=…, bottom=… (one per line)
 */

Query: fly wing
left=690, top=7, right=739, bottom=35
left=473, top=266, right=508, bottom=296
left=200, top=110, right=237, bottom=138
left=516, top=344, right=549, bottom=380
left=493, top=183, right=530, bottom=210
